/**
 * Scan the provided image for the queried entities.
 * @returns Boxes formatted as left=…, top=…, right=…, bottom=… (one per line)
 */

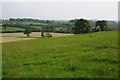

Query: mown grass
left=2, top=31, right=118, bottom=78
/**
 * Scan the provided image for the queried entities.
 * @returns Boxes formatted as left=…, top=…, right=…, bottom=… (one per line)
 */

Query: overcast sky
left=1, top=1, right=118, bottom=20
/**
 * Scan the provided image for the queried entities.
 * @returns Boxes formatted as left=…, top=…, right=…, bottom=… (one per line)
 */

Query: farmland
left=1, top=32, right=74, bottom=43
left=0, top=27, right=25, bottom=33
left=2, top=31, right=118, bottom=78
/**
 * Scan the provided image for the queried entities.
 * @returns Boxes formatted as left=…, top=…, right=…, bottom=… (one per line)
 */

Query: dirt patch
left=2, top=37, right=35, bottom=43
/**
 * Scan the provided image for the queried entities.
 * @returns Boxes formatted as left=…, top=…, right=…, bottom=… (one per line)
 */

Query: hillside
left=2, top=31, right=118, bottom=78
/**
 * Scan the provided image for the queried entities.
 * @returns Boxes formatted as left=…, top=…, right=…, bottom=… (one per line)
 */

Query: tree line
left=72, top=19, right=112, bottom=34
left=1, top=18, right=118, bottom=37
left=23, top=18, right=115, bottom=38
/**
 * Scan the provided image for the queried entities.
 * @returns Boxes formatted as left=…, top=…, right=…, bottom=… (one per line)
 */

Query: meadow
left=0, top=27, right=25, bottom=33
left=2, top=31, right=118, bottom=78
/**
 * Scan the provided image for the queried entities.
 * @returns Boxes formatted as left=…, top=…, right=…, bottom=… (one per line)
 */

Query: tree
left=41, top=32, right=45, bottom=38
left=2, top=21, right=13, bottom=29
left=96, top=20, right=107, bottom=31
left=41, top=26, right=45, bottom=38
left=24, top=27, right=31, bottom=38
left=2, top=23, right=7, bottom=29
left=72, top=19, right=91, bottom=34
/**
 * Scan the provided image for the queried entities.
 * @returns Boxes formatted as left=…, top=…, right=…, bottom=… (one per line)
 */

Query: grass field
left=2, top=31, right=118, bottom=78
left=0, top=27, right=25, bottom=33
left=30, top=26, right=42, bottom=30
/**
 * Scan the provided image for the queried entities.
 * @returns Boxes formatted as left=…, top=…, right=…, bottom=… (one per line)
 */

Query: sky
left=1, top=0, right=119, bottom=20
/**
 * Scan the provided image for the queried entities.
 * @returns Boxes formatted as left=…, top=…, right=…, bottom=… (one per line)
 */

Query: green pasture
left=0, top=27, right=25, bottom=33
left=2, top=31, right=118, bottom=78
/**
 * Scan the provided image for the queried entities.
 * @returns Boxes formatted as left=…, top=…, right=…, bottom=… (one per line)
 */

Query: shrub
left=45, top=33, right=52, bottom=37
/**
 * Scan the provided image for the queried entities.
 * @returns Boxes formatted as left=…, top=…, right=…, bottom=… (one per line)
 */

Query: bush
left=45, top=33, right=52, bottom=37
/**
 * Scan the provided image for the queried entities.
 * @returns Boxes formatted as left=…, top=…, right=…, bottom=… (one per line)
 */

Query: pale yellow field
left=1, top=32, right=74, bottom=43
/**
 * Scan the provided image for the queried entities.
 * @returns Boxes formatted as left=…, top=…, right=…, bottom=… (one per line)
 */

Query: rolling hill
left=2, top=31, right=118, bottom=78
